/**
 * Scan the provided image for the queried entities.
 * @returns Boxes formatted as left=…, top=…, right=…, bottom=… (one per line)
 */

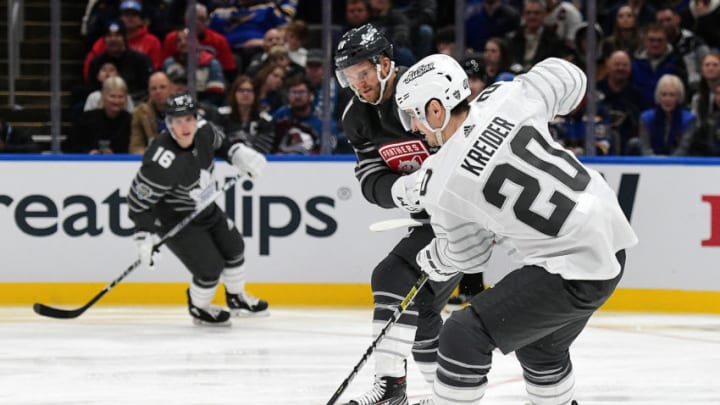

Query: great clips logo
left=0, top=178, right=339, bottom=255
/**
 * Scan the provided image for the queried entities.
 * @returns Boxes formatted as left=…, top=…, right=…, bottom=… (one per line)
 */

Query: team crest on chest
left=378, top=139, right=430, bottom=174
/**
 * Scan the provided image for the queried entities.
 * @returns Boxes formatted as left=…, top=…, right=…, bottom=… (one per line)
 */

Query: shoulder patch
left=378, top=139, right=430, bottom=174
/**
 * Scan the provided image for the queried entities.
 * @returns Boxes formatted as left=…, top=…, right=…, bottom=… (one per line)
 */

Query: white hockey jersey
left=418, top=58, right=638, bottom=281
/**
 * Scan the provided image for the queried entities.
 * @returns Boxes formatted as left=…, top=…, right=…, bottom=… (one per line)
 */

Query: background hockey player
left=127, top=92, right=269, bottom=326
left=394, top=55, right=638, bottom=404
left=334, top=23, right=461, bottom=405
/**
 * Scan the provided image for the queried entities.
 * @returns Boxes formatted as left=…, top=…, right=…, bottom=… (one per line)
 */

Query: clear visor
left=335, top=65, right=377, bottom=90
left=398, top=109, right=414, bottom=132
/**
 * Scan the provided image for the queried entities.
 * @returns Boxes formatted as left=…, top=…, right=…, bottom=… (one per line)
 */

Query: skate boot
left=343, top=375, right=408, bottom=405
left=187, top=289, right=231, bottom=326
left=225, top=288, right=269, bottom=317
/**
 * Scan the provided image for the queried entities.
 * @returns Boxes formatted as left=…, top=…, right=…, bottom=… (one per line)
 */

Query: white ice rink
left=1, top=306, right=719, bottom=404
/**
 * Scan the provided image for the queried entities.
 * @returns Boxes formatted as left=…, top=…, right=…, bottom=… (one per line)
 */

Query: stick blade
left=33, top=303, right=85, bottom=319
left=369, top=218, right=427, bottom=232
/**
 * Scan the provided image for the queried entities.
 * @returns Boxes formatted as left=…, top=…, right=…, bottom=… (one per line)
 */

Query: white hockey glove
left=416, top=238, right=460, bottom=282
left=391, top=173, right=422, bottom=213
left=134, top=232, right=160, bottom=271
left=230, top=143, right=267, bottom=179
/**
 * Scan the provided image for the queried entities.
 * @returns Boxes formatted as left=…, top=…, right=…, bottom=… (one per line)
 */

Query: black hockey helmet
left=462, top=54, right=488, bottom=82
left=335, top=24, right=396, bottom=104
left=166, top=92, right=197, bottom=118
left=334, top=23, right=393, bottom=72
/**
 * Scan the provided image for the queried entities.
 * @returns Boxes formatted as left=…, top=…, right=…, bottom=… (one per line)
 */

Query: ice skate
left=187, top=289, right=231, bottom=326
left=343, top=375, right=408, bottom=405
left=226, top=288, right=269, bottom=317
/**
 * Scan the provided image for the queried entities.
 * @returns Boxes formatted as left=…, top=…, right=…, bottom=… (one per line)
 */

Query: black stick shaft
left=326, top=274, right=429, bottom=405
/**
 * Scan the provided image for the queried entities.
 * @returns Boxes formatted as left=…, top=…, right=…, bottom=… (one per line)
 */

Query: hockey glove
left=391, top=172, right=422, bottom=213
left=134, top=231, right=160, bottom=271
left=416, top=238, right=461, bottom=282
left=230, top=143, right=267, bottom=179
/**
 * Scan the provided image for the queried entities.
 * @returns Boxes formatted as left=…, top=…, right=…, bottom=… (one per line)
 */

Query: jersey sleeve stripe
left=137, top=172, right=173, bottom=190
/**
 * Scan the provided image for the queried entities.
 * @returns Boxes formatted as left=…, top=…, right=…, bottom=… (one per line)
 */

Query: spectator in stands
left=285, top=19, right=309, bottom=67
left=0, top=116, right=38, bottom=153
left=567, top=23, right=607, bottom=80
left=692, top=52, right=720, bottom=122
left=272, top=77, right=325, bottom=155
left=208, top=0, right=294, bottom=50
left=548, top=97, right=618, bottom=156
left=128, top=70, right=173, bottom=154
left=689, top=0, right=720, bottom=49
left=483, top=37, right=515, bottom=83
left=631, top=23, right=688, bottom=107
left=253, top=63, right=286, bottom=114
left=507, top=0, right=566, bottom=72
left=142, top=0, right=202, bottom=41
left=81, top=0, right=122, bottom=51
left=84, top=61, right=135, bottom=112
left=87, top=20, right=154, bottom=103
left=632, top=74, right=697, bottom=155
left=244, top=28, right=286, bottom=76
left=368, top=0, right=416, bottom=66
left=545, top=0, right=584, bottom=50
left=345, top=0, right=372, bottom=29
left=248, top=45, right=304, bottom=80
left=162, top=3, right=238, bottom=84
left=304, top=49, right=338, bottom=119
left=69, top=76, right=132, bottom=154
left=598, top=50, right=652, bottom=154
left=656, top=5, right=709, bottom=93
left=464, top=0, right=520, bottom=54
left=602, top=5, right=642, bottom=60
left=84, top=0, right=162, bottom=81
left=435, top=25, right=458, bottom=56
left=163, top=28, right=226, bottom=107
left=395, top=0, right=437, bottom=59
left=688, top=82, right=720, bottom=155
left=462, top=54, right=489, bottom=100
left=222, top=75, right=275, bottom=154
left=608, top=0, right=657, bottom=32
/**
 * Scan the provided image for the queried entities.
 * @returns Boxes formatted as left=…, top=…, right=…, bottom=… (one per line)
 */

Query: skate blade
left=230, top=309, right=270, bottom=318
left=192, top=318, right=232, bottom=327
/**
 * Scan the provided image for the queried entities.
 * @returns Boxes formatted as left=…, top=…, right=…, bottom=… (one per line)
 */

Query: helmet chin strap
left=433, top=129, right=444, bottom=146
left=428, top=107, right=452, bottom=147
left=354, top=61, right=395, bottom=105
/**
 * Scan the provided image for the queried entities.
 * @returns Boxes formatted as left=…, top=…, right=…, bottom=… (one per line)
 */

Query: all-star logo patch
left=378, top=139, right=430, bottom=174
left=134, top=183, right=153, bottom=200
left=403, top=62, right=435, bottom=84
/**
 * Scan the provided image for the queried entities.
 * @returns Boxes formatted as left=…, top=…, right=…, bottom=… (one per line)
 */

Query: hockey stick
left=368, top=218, right=430, bottom=232
left=326, top=273, right=429, bottom=405
left=33, top=174, right=244, bottom=319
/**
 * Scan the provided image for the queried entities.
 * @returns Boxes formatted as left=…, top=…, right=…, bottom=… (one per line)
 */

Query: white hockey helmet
left=395, top=54, right=470, bottom=145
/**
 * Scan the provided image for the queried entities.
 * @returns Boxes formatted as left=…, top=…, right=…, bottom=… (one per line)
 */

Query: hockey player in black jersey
left=127, top=92, right=269, bottom=326
left=333, top=24, right=461, bottom=405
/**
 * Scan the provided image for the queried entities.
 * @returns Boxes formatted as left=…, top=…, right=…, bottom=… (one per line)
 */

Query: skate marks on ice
left=0, top=308, right=718, bottom=404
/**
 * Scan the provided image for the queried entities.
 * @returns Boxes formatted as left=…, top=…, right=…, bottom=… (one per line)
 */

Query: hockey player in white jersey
left=394, top=54, right=638, bottom=404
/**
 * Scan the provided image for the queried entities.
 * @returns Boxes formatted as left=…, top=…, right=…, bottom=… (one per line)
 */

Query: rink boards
left=0, top=155, right=718, bottom=313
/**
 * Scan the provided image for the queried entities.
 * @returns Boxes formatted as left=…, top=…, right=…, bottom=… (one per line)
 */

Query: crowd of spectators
left=3, top=0, right=720, bottom=157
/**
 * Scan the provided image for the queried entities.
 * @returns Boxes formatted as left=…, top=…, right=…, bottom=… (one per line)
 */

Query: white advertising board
left=0, top=158, right=719, bottom=291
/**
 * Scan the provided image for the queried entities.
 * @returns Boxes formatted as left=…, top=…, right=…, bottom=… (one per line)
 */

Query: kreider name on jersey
left=461, top=116, right=515, bottom=176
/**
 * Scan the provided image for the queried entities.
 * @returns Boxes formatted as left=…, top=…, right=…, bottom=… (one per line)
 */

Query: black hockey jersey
left=342, top=66, right=435, bottom=210
left=128, top=121, right=234, bottom=232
